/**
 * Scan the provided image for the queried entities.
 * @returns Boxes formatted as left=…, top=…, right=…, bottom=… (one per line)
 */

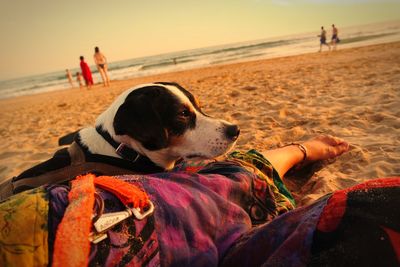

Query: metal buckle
left=115, top=143, right=140, bottom=162
left=131, top=201, right=155, bottom=220
left=94, top=209, right=132, bottom=233
left=89, top=232, right=108, bottom=244
left=89, top=200, right=155, bottom=243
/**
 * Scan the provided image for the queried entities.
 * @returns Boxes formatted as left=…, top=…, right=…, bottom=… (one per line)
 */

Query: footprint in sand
left=57, top=103, right=68, bottom=108
left=367, top=114, right=384, bottom=123
left=240, top=86, right=257, bottom=91
left=231, top=112, right=243, bottom=119
left=229, top=90, right=241, bottom=97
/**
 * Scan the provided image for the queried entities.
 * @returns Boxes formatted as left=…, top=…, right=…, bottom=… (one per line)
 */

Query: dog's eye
left=179, top=109, right=191, bottom=118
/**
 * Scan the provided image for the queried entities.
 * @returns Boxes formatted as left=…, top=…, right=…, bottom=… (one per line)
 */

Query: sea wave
left=1, top=20, right=399, bottom=100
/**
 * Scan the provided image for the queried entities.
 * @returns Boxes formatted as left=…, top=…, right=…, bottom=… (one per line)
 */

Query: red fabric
left=185, top=166, right=204, bottom=173
left=317, top=177, right=400, bottom=232
left=94, top=176, right=150, bottom=209
left=80, top=61, right=93, bottom=84
left=316, top=190, right=347, bottom=232
left=382, top=226, right=400, bottom=263
left=52, top=174, right=95, bottom=267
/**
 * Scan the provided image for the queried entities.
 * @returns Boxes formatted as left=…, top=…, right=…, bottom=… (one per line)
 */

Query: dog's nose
left=225, top=125, right=240, bottom=141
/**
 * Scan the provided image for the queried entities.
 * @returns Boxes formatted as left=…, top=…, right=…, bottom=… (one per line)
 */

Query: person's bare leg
left=103, top=65, right=110, bottom=86
left=98, top=67, right=107, bottom=87
left=261, top=135, right=349, bottom=179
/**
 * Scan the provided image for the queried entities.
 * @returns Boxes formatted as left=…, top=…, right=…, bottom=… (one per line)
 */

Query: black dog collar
left=95, top=126, right=141, bottom=162
left=96, top=126, right=147, bottom=162
left=88, top=126, right=164, bottom=173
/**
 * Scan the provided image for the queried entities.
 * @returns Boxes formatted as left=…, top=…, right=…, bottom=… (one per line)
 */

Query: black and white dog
left=1, top=82, right=240, bottom=198
left=80, top=81, right=240, bottom=170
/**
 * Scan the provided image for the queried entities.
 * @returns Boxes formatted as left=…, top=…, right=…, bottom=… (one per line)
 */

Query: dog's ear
left=113, top=87, right=169, bottom=151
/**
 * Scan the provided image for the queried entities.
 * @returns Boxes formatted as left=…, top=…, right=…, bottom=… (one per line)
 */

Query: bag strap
left=68, top=141, right=86, bottom=165
left=0, top=142, right=142, bottom=201
left=12, top=162, right=141, bottom=192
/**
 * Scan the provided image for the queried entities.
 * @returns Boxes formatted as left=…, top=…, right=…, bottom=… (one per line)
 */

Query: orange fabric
left=94, top=175, right=150, bottom=209
left=52, top=174, right=95, bottom=267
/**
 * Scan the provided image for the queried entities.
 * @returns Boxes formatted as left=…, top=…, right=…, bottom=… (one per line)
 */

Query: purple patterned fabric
left=38, top=155, right=400, bottom=266
left=220, top=197, right=329, bottom=267
left=137, top=164, right=253, bottom=266
left=47, top=152, right=294, bottom=266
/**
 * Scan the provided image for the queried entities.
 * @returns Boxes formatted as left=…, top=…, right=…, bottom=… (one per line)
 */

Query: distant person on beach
left=79, top=56, right=93, bottom=89
left=331, top=24, right=340, bottom=50
left=94, top=46, right=110, bottom=87
left=318, top=26, right=331, bottom=52
left=76, top=72, right=84, bottom=89
left=65, top=69, right=74, bottom=88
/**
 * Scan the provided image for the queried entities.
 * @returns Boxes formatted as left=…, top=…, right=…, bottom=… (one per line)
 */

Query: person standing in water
left=318, top=26, right=331, bottom=52
left=94, top=47, right=110, bottom=87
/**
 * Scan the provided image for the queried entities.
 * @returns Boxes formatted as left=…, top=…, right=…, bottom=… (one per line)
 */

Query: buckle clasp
left=116, top=143, right=140, bottom=162
left=89, top=200, right=155, bottom=243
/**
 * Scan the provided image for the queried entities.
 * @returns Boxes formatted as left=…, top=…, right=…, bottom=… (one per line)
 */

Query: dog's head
left=95, top=82, right=240, bottom=169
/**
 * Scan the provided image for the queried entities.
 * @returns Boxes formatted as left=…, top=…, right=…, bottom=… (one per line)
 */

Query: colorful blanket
left=0, top=187, right=48, bottom=266
left=0, top=150, right=399, bottom=266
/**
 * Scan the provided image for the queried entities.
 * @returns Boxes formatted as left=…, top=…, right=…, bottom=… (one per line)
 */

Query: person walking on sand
left=318, top=26, right=331, bottom=52
left=331, top=24, right=340, bottom=50
left=79, top=56, right=93, bottom=89
left=94, top=46, right=110, bottom=87
left=65, top=69, right=74, bottom=88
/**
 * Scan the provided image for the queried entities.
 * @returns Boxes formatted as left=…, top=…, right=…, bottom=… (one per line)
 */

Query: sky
left=0, top=0, right=399, bottom=80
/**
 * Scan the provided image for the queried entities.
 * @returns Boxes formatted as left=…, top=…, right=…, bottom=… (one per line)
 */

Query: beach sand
left=1, top=41, right=399, bottom=206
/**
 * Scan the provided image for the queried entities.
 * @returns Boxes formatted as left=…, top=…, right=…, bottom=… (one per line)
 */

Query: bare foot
left=301, top=135, right=349, bottom=162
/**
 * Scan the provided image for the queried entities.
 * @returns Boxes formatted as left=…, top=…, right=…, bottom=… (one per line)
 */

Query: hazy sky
left=0, top=0, right=399, bottom=80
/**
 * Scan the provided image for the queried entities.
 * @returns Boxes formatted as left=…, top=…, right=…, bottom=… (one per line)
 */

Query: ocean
left=0, top=20, right=399, bottom=100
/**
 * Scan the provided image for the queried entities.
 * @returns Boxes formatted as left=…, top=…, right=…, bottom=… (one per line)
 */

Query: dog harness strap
left=53, top=174, right=96, bottom=267
left=68, top=141, right=86, bottom=165
left=0, top=141, right=164, bottom=201
left=12, top=163, right=140, bottom=191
